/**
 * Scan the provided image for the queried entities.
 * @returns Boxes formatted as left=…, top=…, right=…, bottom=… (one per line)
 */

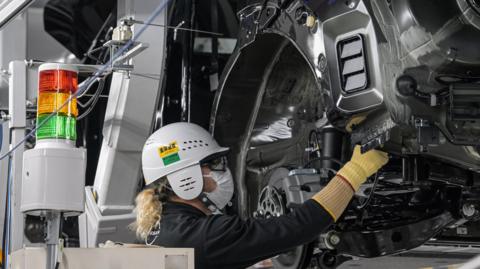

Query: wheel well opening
left=213, top=33, right=322, bottom=216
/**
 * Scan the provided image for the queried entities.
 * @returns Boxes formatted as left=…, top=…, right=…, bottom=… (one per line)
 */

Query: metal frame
left=0, top=120, right=10, bottom=249
left=79, top=0, right=168, bottom=247
left=0, top=0, right=35, bottom=30
left=7, top=60, right=27, bottom=252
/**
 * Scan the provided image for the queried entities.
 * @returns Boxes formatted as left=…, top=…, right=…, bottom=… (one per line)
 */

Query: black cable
left=77, top=78, right=102, bottom=107
left=357, top=172, right=380, bottom=210
left=78, top=78, right=105, bottom=108
left=77, top=78, right=105, bottom=120
left=83, top=12, right=114, bottom=64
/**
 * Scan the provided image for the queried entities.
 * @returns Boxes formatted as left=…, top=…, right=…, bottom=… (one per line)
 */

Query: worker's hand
left=337, top=145, right=389, bottom=191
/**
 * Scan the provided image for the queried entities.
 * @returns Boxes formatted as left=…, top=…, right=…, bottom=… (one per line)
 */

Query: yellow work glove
left=337, top=145, right=389, bottom=191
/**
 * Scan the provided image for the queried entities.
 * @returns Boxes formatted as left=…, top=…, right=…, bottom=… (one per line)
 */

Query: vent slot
left=179, top=177, right=195, bottom=189
left=337, top=35, right=369, bottom=93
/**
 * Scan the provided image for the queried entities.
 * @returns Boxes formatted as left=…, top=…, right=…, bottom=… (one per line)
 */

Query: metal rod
left=45, top=212, right=61, bottom=269
left=129, top=19, right=223, bottom=36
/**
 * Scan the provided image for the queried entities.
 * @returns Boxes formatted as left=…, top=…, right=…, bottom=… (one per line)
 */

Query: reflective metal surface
left=211, top=0, right=480, bottom=260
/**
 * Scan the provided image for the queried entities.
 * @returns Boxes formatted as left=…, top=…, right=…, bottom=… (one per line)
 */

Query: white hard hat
left=142, top=122, right=229, bottom=200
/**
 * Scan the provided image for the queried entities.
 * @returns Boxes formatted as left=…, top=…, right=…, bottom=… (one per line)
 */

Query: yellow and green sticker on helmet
left=158, top=141, right=180, bottom=166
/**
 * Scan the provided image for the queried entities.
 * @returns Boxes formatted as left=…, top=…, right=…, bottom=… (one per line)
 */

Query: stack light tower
left=21, top=63, right=87, bottom=269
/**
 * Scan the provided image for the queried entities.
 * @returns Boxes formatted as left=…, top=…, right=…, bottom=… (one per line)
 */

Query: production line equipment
left=20, top=63, right=86, bottom=269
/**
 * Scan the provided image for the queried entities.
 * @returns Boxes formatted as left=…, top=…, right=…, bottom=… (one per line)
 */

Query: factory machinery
left=0, top=0, right=479, bottom=269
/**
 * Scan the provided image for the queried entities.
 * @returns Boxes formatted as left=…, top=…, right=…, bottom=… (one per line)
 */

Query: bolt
left=295, top=7, right=308, bottom=25
left=329, top=234, right=341, bottom=245
left=346, top=0, right=356, bottom=8
left=396, top=75, right=417, bottom=96
left=463, top=204, right=476, bottom=218
left=287, top=118, right=295, bottom=128
left=318, top=54, right=327, bottom=72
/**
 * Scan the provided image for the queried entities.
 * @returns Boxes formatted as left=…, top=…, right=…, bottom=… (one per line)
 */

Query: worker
left=133, top=122, right=388, bottom=269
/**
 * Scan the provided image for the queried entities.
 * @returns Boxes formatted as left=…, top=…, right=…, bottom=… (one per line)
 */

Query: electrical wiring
left=76, top=77, right=103, bottom=103
left=77, top=78, right=105, bottom=120
left=77, top=77, right=105, bottom=108
left=357, top=172, right=380, bottom=210
left=84, top=13, right=114, bottom=64
left=0, top=0, right=172, bottom=162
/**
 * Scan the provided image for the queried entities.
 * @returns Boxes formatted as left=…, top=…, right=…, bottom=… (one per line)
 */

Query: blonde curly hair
left=131, top=178, right=169, bottom=240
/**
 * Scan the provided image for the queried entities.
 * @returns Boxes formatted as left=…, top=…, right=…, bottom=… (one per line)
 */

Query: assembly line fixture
left=20, top=63, right=87, bottom=269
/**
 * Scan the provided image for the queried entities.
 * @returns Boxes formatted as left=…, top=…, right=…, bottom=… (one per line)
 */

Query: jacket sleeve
left=203, top=199, right=334, bottom=268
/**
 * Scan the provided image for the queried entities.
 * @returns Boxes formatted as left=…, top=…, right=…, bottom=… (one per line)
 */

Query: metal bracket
left=282, top=173, right=322, bottom=206
left=333, top=212, right=454, bottom=257
left=102, top=40, right=148, bottom=71
left=237, top=4, right=279, bottom=48
left=108, top=41, right=149, bottom=67
left=414, top=118, right=440, bottom=152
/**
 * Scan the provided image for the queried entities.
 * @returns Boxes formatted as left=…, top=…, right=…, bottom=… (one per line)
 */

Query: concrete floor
left=337, top=245, right=480, bottom=269
left=337, top=256, right=466, bottom=269
left=250, top=245, right=480, bottom=269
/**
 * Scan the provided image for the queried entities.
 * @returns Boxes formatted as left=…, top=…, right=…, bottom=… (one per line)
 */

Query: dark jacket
left=149, top=200, right=333, bottom=269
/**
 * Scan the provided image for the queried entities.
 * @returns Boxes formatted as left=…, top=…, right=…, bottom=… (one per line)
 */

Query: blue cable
left=4, top=155, right=12, bottom=269
left=0, top=0, right=171, bottom=161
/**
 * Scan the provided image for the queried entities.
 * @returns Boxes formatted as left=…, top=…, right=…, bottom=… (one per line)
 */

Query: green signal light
left=36, top=114, right=77, bottom=140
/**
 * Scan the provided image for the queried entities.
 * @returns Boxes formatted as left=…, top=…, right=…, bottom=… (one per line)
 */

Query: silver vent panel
left=337, top=35, right=369, bottom=93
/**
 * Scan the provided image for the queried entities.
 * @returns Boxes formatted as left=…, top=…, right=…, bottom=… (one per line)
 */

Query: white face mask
left=203, top=167, right=234, bottom=211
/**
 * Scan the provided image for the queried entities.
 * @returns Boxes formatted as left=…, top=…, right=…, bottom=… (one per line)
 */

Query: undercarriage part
left=282, top=171, right=322, bottom=207
left=450, top=84, right=480, bottom=121
left=448, top=84, right=480, bottom=145
left=414, top=119, right=441, bottom=152
left=255, top=168, right=317, bottom=269
left=396, top=75, right=417, bottom=97
left=390, top=0, right=480, bottom=77
left=249, top=152, right=471, bottom=261
left=318, top=127, right=343, bottom=173
left=333, top=212, right=454, bottom=258
left=254, top=186, right=286, bottom=219
left=438, top=216, right=480, bottom=243
left=309, top=251, right=351, bottom=269
left=212, top=0, right=480, bottom=263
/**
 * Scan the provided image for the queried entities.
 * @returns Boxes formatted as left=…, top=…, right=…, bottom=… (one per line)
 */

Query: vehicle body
left=211, top=0, right=480, bottom=267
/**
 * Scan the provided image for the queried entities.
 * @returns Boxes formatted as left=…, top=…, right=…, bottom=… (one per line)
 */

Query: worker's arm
left=312, top=145, right=389, bottom=221
left=203, top=146, right=388, bottom=268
